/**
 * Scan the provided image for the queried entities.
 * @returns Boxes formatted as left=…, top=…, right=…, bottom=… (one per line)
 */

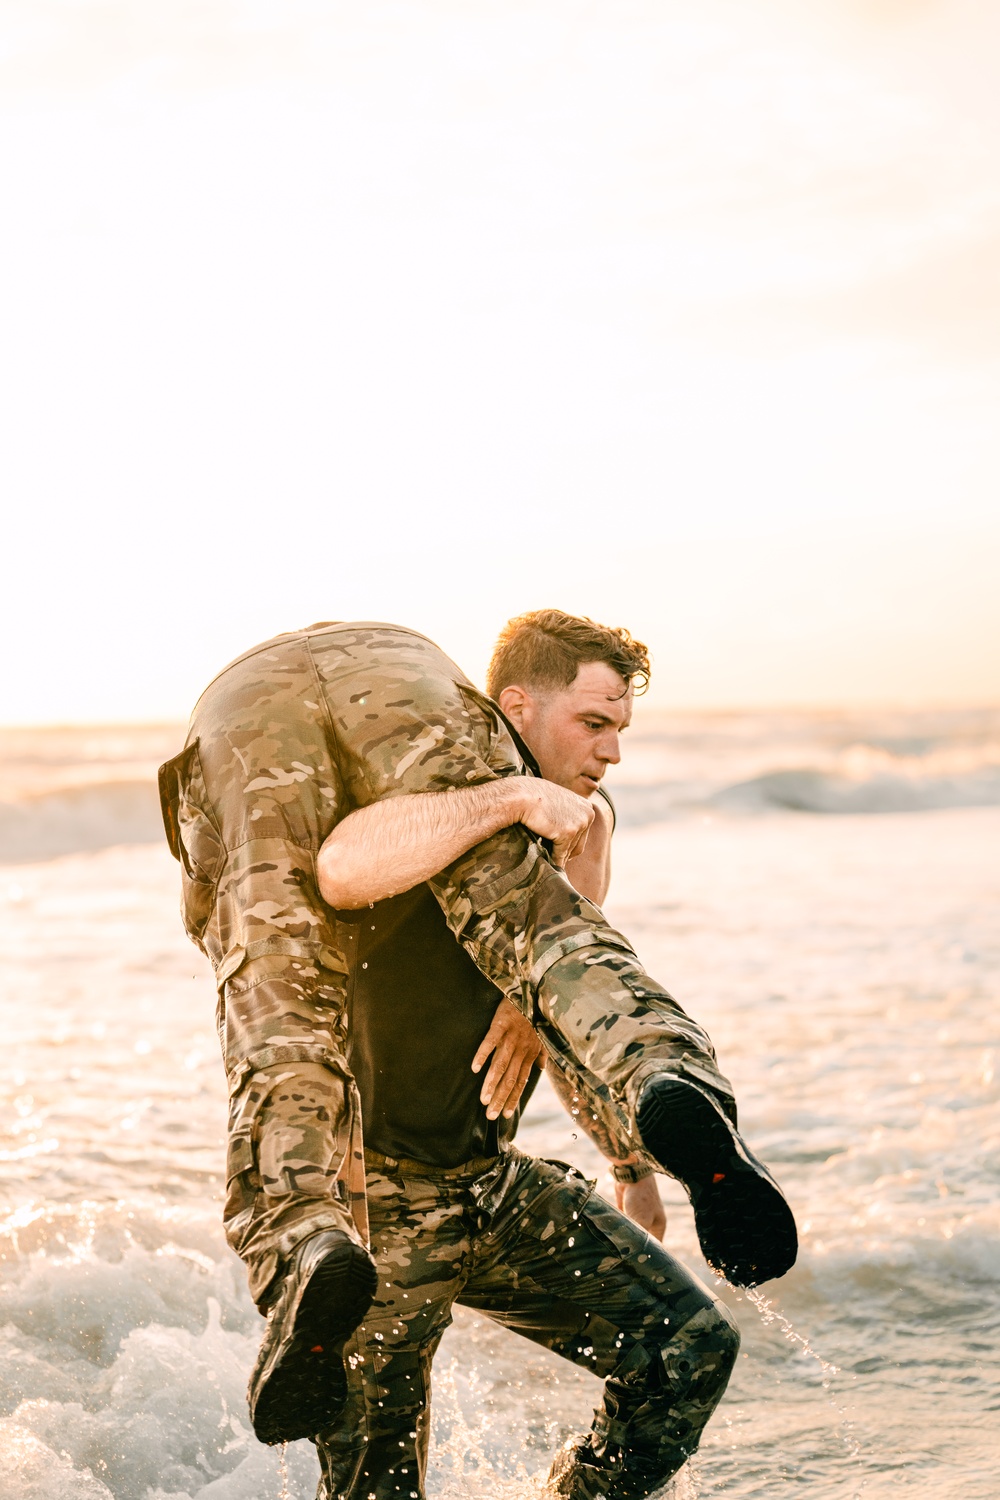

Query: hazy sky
left=2, top=0, right=998, bottom=721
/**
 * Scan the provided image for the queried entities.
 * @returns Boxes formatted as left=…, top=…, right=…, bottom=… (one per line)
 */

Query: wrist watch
left=611, top=1160, right=654, bottom=1184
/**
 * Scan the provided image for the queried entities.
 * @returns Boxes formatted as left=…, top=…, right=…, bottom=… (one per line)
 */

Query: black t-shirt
left=338, top=762, right=614, bottom=1170
left=340, top=883, right=535, bottom=1167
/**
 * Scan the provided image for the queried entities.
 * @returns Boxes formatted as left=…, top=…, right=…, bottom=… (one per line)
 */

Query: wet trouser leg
left=314, top=1151, right=739, bottom=1500
left=461, top=1157, right=740, bottom=1499
left=314, top=1152, right=479, bottom=1499
left=161, top=624, right=734, bottom=1298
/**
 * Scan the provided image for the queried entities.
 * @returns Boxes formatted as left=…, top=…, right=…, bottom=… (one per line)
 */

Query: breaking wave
left=2, top=712, right=999, bottom=861
left=0, top=1203, right=322, bottom=1500
left=0, top=783, right=164, bottom=863
left=713, top=762, right=1000, bottom=815
left=612, top=763, right=1000, bottom=824
left=610, top=724, right=1000, bottom=825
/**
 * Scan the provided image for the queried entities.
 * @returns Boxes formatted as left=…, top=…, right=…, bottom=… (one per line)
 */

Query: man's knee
left=581, top=1300, right=739, bottom=1497
left=659, top=1297, right=740, bottom=1412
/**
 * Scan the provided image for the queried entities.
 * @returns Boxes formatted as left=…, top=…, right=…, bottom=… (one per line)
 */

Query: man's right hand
left=515, top=779, right=595, bottom=869
left=472, top=997, right=545, bottom=1120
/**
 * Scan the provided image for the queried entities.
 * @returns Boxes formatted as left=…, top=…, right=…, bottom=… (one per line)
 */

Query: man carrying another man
left=159, top=610, right=797, bottom=1499
left=320, top=612, right=667, bottom=1233
left=313, top=611, right=724, bottom=1498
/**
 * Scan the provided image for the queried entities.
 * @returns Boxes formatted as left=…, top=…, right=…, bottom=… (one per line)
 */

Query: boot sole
left=251, top=1239, right=378, bottom=1445
left=637, top=1077, right=797, bottom=1286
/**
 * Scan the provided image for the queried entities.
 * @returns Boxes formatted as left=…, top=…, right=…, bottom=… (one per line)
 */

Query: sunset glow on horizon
left=1, top=0, right=998, bottom=723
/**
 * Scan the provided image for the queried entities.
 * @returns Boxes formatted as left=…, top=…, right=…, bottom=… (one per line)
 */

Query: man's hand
left=516, top=779, right=595, bottom=869
left=472, top=998, right=545, bottom=1121
left=614, top=1175, right=667, bottom=1242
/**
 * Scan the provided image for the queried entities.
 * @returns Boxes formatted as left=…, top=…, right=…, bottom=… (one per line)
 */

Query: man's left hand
left=473, top=998, right=545, bottom=1120
left=614, top=1175, right=667, bottom=1241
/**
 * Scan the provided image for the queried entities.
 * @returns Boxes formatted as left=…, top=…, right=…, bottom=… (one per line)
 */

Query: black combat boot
left=248, top=1229, right=378, bottom=1444
left=637, top=1076, right=797, bottom=1286
left=544, top=1436, right=672, bottom=1500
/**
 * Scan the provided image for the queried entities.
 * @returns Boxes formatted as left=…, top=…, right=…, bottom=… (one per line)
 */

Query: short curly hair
left=486, top=609, right=650, bottom=700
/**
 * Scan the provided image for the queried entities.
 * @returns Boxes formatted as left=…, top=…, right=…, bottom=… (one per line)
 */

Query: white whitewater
left=0, top=713, right=997, bottom=1498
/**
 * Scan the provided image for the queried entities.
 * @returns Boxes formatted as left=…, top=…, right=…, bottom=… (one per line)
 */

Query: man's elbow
left=316, top=847, right=364, bottom=909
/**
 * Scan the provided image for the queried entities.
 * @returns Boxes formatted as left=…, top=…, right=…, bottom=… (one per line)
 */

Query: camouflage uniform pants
left=158, top=623, right=736, bottom=1305
left=315, top=1148, right=740, bottom=1500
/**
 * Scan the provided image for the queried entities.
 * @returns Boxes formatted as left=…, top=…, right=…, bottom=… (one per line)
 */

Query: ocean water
left=0, top=711, right=997, bottom=1498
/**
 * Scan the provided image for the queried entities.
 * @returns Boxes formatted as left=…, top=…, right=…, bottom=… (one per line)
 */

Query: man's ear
left=497, top=684, right=529, bottom=732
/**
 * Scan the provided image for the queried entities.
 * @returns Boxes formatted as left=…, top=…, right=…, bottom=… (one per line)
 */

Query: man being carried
left=310, top=610, right=740, bottom=1498
left=159, top=613, right=796, bottom=1484
left=321, top=610, right=666, bottom=1236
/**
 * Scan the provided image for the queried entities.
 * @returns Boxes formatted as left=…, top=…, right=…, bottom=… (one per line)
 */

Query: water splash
left=278, top=1442, right=291, bottom=1500
left=429, top=1360, right=549, bottom=1498
left=742, top=1285, right=867, bottom=1498
left=667, top=1464, right=701, bottom=1500
left=424, top=1354, right=704, bottom=1500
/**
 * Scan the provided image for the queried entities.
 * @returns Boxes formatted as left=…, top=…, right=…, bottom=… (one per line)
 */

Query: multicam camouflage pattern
left=159, top=622, right=735, bottom=1299
left=224, top=1052, right=367, bottom=1307
left=314, top=1147, right=740, bottom=1500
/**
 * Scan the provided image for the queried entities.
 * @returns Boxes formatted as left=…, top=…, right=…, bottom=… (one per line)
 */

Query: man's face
left=498, top=660, right=633, bottom=797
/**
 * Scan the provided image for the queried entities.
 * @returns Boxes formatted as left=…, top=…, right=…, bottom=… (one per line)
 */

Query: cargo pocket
left=484, top=1156, right=595, bottom=1247
left=158, top=741, right=225, bottom=943
left=223, top=1079, right=266, bottom=1256
left=580, top=1190, right=655, bottom=1264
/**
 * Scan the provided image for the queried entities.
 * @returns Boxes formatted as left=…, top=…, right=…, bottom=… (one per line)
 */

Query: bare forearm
left=545, top=1059, right=637, bottom=1164
left=317, top=780, right=529, bottom=909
